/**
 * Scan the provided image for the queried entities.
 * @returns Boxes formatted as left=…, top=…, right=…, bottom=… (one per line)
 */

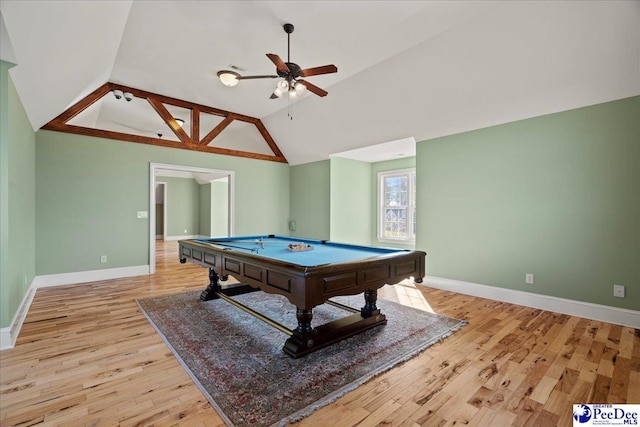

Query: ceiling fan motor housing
left=279, top=62, right=302, bottom=79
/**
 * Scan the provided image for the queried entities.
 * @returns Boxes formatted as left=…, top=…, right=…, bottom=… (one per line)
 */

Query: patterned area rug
left=136, top=287, right=465, bottom=427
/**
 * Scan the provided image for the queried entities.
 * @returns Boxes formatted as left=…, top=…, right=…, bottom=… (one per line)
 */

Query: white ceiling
left=333, top=137, right=416, bottom=163
left=1, top=1, right=639, bottom=165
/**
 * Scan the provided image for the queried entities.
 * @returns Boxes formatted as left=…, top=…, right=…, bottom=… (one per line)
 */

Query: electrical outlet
left=137, top=211, right=148, bottom=219
left=101, top=255, right=107, bottom=264
left=613, top=284, right=625, bottom=298
left=525, top=273, right=534, bottom=285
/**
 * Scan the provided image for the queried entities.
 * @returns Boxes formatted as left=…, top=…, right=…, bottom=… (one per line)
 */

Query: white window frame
left=377, top=168, right=416, bottom=244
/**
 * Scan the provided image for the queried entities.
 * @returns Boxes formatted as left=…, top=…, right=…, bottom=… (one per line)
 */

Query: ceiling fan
left=217, top=23, right=337, bottom=99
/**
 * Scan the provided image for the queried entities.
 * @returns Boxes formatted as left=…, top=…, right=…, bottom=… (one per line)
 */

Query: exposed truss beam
left=42, top=82, right=288, bottom=163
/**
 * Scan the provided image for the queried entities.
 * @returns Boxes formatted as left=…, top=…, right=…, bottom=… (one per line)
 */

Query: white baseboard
left=0, top=328, right=12, bottom=350
left=0, top=284, right=36, bottom=350
left=423, top=276, right=640, bottom=329
left=1, top=265, right=149, bottom=351
left=33, top=265, right=149, bottom=288
left=164, top=234, right=203, bottom=241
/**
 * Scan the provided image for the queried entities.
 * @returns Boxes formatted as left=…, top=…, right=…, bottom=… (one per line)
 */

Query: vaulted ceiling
left=1, top=1, right=638, bottom=165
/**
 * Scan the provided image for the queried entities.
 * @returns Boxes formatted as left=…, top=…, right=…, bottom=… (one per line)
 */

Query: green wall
left=417, top=96, right=640, bottom=311
left=35, top=130, right=290, bottom=275
left=0, top=61, right=36, bottom=328
left=155, top=203, right=163, bottom=236
left=163, top=176, right=200, bottom=237
left=330, top=157, right=371, bottom=245
left=210, top=179, right=229, bottom=237
left=370, top=157, right=416, bottom=250
left=199, top=183, right=211, bottom=237
left=290, top=160, right=330, bottom=240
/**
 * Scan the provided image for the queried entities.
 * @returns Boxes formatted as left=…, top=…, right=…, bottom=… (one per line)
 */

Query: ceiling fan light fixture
left=277, top=79, right=289, bottom=91
left=294, top=81, right=306, bottom=93
left=217, top=70, right=241, bottom=87
left=272, top=87, right=283, bottom=98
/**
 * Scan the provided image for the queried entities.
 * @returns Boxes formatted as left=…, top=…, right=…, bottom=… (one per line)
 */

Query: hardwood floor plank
left=0, top=241, right=636, bottom=427
left=628, top=371, right=640, bottom=403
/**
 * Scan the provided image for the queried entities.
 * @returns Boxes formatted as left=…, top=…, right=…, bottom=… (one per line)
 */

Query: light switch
left=137, top=211, right=148, bottom=219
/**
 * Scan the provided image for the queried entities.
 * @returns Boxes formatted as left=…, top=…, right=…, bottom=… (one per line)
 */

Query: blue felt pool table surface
left=195, top=235, right=407, bottom=268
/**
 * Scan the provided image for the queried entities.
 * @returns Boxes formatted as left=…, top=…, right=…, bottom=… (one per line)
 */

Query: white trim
left=377, top=168, right=416, bottom=244
left=0, top=282, right=36, bottom=350
left=33, top=265, right=149, bottom=288
left=0, top=328, right=11, bottom=350
left=1, top=265, right=150, bottom=350
left=423, top=276, right=640, bottom=329
left=149, top=163, right=235, bottom=274
left=164, top=234, right=204, bottom=241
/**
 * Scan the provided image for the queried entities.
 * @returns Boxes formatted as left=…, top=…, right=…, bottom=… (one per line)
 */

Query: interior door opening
left=149, top=163, right=235, bottom=273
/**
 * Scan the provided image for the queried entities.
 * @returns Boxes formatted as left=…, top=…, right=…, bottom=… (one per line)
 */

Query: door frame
left=149, top=162, right=235, bottom=273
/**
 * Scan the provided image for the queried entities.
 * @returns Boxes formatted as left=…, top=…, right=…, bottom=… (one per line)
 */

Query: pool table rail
left=178, top=237, right=426, bottom=357
left=179, top=238, right=425, bottom=308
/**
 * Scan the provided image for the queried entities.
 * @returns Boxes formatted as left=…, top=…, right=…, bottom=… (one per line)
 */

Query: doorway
left=149, top=163, right=235, bottom=274
left=155, top=182, right=167, bottom=240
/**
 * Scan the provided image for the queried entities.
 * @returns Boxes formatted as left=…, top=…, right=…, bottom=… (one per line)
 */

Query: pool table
left=179, top=235, right=425, bottom=357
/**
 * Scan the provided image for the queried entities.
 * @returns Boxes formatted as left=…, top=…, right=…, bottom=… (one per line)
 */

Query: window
left=378, top=168, right=416, bottom=243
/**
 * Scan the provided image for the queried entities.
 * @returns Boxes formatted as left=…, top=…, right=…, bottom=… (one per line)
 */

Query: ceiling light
left=277, top=80, right=289, bottom=91
left=175, top=118, right=185, bottom=127
left=112, top=89, right=123, bottom=100
left=294, top=81, right=306, bottom=93
left=123, top=92, right=133, bottom=102
left=272, top=87, right=283, bottom=98
left=217, top=70, right=240, bottom=87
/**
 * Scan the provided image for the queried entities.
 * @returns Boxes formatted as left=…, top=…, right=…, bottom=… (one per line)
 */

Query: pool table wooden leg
left=200, top=268, right=222, bottom=301
left=295, top=309, right=314, bottom=335
left=361, top=289, right=382, bottom=318
left=200, top=268, right=260, bottom=301
left=283, top=292, right=388, bottom=358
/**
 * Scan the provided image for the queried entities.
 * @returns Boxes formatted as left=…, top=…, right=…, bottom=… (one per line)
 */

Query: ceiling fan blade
left=299, top=64, right=337, bottom=77
left=266, top=53, right=290, bottom=73
left=298, top=79, right=328, bottom=97
left=238, top=74, right=278, bottom=80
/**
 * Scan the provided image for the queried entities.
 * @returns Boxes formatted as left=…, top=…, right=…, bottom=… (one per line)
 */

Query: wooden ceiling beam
left=42, top=123, right=287, bottom=163
left=200, top=116, right=234, bottom=146
left=107, top=82, right=230, bottom=118
left=41, top=82, right=288, bottom=163
left=255, top=120, right=285, bottom=159
left=147, top=96, right=191, bottom=144
left=191, top=107, right=200, bottom=142
left=47, top=83, right=112, bottom=125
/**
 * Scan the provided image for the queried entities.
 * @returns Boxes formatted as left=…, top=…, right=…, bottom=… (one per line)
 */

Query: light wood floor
left=1, top=241, right=637, bottom=426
